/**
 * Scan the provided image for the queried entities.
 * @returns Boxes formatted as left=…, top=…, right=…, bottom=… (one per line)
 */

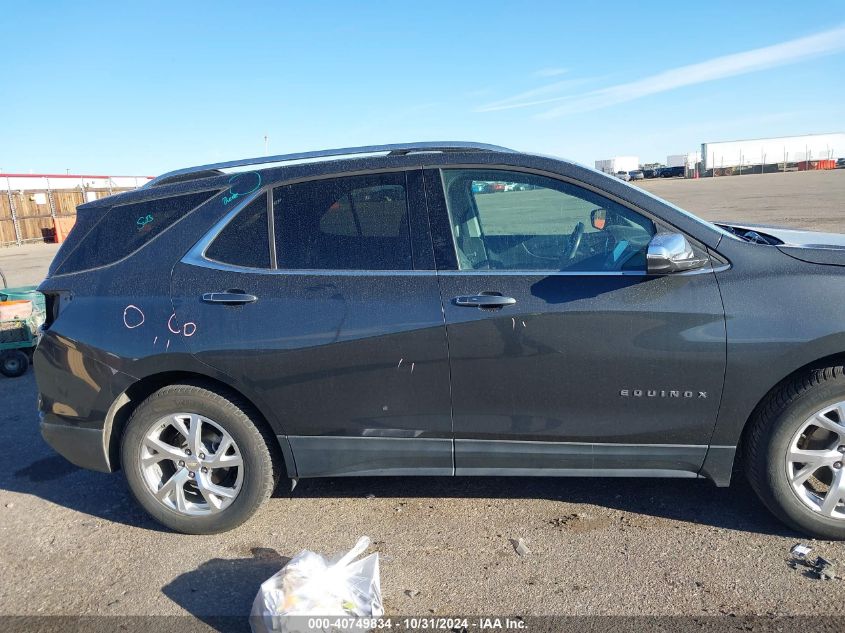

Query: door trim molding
left=285, top=435, right=454, bottom=477
left=281, top=435, right=727, bottom=481
left=455, top=439, right=708, bottom=478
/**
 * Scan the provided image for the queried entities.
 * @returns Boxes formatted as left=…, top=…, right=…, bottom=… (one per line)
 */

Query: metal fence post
left=5, top=177, right=22, bottom=246
left=45, top=177, right=57, bottom=220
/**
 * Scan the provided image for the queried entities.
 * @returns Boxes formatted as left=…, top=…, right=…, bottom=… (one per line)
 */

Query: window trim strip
left=266, top=188, right=277, bottom=269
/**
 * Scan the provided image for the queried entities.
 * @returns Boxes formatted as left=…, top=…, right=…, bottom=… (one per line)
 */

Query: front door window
left=441, top=169, right=655, bottom=272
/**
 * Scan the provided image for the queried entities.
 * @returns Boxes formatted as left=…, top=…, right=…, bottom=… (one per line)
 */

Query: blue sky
left=1, top=1, right=843, bottom=175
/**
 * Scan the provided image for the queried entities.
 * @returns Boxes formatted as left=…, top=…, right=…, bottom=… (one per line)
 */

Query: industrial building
left=702, top=133, right=843, bottom=173
left=1, top=173, right=151, bottom=192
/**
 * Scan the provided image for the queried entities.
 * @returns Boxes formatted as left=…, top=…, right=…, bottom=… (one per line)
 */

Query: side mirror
left=590, top=208, right=607, bottom=230
left=646, top=233, right=709, bottom=274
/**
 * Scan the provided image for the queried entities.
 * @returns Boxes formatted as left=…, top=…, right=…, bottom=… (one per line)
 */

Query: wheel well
left=735, top=352, right=845, bottom=465
left=105, top=371, right=283, bottom=472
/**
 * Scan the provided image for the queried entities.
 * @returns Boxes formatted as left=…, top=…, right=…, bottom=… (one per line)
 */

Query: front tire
left=745, top=366, right=845, bottom=539
left=121, top=384, right=281, bottom=534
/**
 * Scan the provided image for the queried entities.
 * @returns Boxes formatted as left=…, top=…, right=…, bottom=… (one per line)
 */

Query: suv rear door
left=424, top=167, right=726, bottom=476
left=170, top=169, right=453, bottom=477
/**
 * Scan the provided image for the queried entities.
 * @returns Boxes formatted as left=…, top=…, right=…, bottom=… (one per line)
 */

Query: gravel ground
left=1, top=170, right=845, bottom=627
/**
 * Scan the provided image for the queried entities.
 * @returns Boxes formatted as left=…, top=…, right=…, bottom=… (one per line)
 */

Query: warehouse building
left=702, top=133, right=843, bottom=175
left=1, top=173, right=151, bottom=193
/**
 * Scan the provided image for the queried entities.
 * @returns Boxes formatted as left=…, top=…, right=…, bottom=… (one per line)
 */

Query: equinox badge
left=620, top=389, right=707, bottom=399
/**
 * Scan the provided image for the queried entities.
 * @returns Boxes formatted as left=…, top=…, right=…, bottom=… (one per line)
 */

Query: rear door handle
left=453, top=294, right=517, bottom=308
left=201, top=292, right=257, bottom=305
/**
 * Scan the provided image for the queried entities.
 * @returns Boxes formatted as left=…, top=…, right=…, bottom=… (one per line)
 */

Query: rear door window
left=56, top=190, right=218, bottom=274
left=272, top=173, right=412, bottom=270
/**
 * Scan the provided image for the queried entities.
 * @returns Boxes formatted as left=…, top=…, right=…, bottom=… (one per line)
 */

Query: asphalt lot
left=0, top=242, right=60, bottom=287
left=637, top=168, right=845, bottom=233
left=1, top=170, right=845, bottom=628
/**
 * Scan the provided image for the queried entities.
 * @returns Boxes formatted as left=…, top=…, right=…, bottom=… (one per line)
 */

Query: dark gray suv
left=34, top=142, right=845, bottom=536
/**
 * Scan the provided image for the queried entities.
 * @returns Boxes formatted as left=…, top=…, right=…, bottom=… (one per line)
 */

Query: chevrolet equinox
left=34, top=142, right=845, bottom=536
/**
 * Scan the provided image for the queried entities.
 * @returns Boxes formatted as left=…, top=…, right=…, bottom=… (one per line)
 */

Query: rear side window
left=272, top=173, right=412, bottom=270
left=56, top=190, right=217, bottom=274
left=205, top=195, right=271, bottom=268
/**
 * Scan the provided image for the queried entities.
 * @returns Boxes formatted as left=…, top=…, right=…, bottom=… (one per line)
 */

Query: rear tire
left=745, top=365, right=845, bottom=539
left=0, top=350, right=28, bottom=377
left=121, top=384, right=281, bottom=534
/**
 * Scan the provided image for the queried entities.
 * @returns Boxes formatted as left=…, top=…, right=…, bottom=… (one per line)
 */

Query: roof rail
left=147, top=141, right=515, bottom=188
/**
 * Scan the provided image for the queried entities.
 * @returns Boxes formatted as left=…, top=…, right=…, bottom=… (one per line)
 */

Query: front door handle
left=201, top=292, right=257, bottom=305
left=453, top=294, right=517, bottom=308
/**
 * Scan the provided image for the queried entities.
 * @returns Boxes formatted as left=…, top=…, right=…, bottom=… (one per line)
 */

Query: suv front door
left=424, top=168, right=726, bottom=476
left=171, top=169, right=453, bottom=477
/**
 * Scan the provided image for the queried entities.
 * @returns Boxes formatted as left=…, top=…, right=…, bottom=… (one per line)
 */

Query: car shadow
left=276, top=473, right=796, bottom=538
left=0, top=374, right=169, bottom=532
left=162, top=547, right=290, bottom=633
left=6, top=451, right=170, bottom=532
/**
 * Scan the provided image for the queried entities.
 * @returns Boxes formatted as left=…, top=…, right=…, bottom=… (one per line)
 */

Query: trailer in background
left=594, top=156, right=639, bottom=175
left=666, top=152, right=701, bottom=169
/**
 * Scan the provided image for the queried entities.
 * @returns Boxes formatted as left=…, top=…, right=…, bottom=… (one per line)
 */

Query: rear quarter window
left=55, top=190, right=218, bottom=274
left=205, top=195, right=271, bottom=268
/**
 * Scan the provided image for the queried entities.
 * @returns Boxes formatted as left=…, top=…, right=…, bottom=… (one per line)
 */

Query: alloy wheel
left=139, top=413, right=244, bottom=515
left=785, top=401, right=845, bottom=519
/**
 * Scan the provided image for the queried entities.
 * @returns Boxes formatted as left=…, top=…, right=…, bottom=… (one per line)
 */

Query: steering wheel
left=563, top=222, right=585, bottom=261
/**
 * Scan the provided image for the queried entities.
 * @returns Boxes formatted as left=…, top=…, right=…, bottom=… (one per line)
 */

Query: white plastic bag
left=250, top=536, right=383, bottom=633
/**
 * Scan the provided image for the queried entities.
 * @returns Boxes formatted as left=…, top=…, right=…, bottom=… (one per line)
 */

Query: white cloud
left=476, top=78, right=595, bottom=112
left=532, top=67, right=568, bottom=78
left=538, top=24, right=845, bottom=118
left=475, top=25, right=845, bottom=118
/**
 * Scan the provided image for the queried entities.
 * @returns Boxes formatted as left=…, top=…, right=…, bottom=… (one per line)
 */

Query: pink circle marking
left=123, top=305, right=145, bottom=329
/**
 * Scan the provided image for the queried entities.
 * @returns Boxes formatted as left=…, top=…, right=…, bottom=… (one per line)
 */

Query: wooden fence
left=0, top=186, right=137, bottom=246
